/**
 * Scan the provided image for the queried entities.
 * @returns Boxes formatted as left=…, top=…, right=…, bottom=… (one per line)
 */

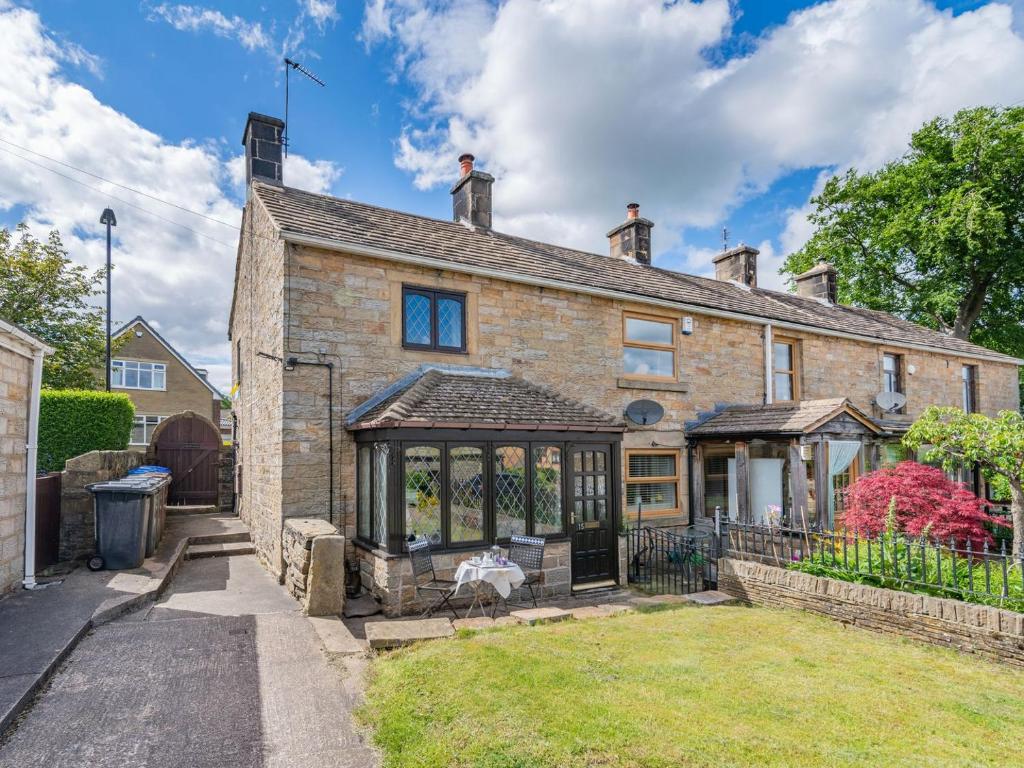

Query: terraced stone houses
left=229, top=112, right=1020, bottom=615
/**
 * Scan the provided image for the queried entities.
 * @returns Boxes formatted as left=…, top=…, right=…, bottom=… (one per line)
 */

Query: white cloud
left=0, top=5, right=340, bottom=392
left=146, top=3, right=275, bottom=54
left=363, top=0, right=1024, bottom=274
left=301, top=0, right=339, bottom=30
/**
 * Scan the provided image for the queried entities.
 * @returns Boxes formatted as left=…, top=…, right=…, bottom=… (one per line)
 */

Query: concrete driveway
left=0, top=555, right=377, bottom=768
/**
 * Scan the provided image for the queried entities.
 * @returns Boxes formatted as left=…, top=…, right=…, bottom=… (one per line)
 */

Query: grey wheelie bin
left=86, top=477, right=165, bottom=570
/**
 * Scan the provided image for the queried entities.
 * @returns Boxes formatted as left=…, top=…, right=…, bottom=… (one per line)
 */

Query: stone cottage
left=228, top=112, right=1021, bottom=615
left=0, top=319, right=51, bottom=594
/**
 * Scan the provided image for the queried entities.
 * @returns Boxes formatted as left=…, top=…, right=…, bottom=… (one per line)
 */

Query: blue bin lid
left=128, top=466, right=171, bottom=475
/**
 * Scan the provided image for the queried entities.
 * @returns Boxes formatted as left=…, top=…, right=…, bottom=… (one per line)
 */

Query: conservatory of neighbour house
left=346, top=366, right=626, bottom=616
left=687, top=398, right=892, bottom=531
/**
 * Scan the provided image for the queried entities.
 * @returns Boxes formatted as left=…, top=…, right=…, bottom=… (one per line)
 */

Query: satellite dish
left=875, top=391, right=907, bottom=413
left=625, top=399, right=664, bottom=426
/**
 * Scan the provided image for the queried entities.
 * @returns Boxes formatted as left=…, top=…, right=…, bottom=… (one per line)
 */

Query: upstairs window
left=882, top=353, right=904, bottom=413
left=962, top=365, right=978, bottom=413
left=772, top=338, right=799, bottom=402
left=623, top=313, right=676, bottom=380
left=112, top=360, right=166, bottom=390
left=402, top=286, right=466, bottom=353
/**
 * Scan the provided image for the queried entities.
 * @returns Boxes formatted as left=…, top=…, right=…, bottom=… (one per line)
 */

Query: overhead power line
left=0, top=136, right=241, bottom=231
left=0, top=143, right=238, bottom=249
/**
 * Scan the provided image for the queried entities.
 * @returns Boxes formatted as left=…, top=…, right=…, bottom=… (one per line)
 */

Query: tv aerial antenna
left=283, top=57, right=326, bottom=157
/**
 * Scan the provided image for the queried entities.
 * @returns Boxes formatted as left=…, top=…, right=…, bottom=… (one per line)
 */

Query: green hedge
left=38, top=390, right=135, bottom=472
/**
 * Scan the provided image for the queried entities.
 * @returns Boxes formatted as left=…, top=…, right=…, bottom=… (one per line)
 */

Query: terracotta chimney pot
left=459, top=153, right=475, bottom=177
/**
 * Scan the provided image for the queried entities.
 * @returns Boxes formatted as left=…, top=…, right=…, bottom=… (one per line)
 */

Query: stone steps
left=185, top=542, right=255, bottom=560
left=188, top=531, right=251, bottom=546
left=166, top=505, right=219, bottom=517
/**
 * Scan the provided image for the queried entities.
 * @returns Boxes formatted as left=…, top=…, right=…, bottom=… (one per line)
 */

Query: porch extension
left=345, top=365, right=627, bottom=616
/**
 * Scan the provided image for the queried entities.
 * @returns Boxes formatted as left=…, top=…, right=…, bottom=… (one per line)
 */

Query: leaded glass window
left=494, top=446, right=527, bottom=538
left=449, top=446, right=484, bottom=543
left=533, top=445, right=563, bottom=535
left=357, top=445, right=372, bottom=540
left=372, top=443, right=389, bottom=546
left=401, top=286, right=466, bottom=353
left=404, top=446, right=442, bottom=545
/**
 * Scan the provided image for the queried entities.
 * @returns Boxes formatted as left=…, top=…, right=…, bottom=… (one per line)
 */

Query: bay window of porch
left=355, top=435, right=581, bottom=554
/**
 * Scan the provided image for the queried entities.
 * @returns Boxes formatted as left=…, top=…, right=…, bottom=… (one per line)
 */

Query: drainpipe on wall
left=764, top=323, right=774, bottom=406
left=23, top=348, right=44, bottom=589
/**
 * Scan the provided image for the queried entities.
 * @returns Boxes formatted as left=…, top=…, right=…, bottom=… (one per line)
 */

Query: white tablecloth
left=453, top=561, right=525, bottom=599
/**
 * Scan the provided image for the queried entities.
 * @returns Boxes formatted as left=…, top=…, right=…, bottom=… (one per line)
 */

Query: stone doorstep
left=683, top=590, right=741, bottom=607
left=185, top=542, right=256, bottom=560
left=628, top=594, right=692, bottom=608
left=307, top=615, right=367, bottom=657
left=509, top=607, right=572, bottom=625
left=364, top=618, right=455, bottom=650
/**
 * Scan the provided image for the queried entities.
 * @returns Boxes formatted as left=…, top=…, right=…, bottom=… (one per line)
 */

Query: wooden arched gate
left=151, top=411, right=221, bottom=506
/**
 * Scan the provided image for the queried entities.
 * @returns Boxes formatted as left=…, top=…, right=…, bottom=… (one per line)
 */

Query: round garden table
left=453, top=560, right=525, bottom=618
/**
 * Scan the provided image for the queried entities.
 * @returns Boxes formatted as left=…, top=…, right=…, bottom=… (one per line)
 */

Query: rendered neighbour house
left=229, top=112, right=1021, bottom=616
left=0, top=319, right=50, bottom=594
left=111, top=316, right=224, bottom=447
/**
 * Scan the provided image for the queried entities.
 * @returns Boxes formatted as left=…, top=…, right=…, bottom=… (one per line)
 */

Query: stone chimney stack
left=242, top=112, right=284, bottom=197
left=607, top=203, right=654, bottom=265
left=794, top=262, right=839, bottom=303
left=712, top=244, right=759, bottom=287
left=451, top=154, right=494, bottom=229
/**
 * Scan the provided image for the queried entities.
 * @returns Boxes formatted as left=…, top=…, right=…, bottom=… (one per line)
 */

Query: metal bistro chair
left=408, top=537, right=458, bottom=618
left=508, top=534, right=546, bottom=608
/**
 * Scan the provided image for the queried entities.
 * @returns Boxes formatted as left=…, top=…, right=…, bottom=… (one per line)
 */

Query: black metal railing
left=726, top=521, right=1024, bottom=611
left=626, top=525, right=718, bottom=594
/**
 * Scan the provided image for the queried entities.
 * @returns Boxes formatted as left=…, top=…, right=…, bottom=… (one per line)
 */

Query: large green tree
left=783, top=106, right=1024, bottom=381
left=0, top=224, right=109, bottom=389
left=905, top=407, right=1024, bottom=558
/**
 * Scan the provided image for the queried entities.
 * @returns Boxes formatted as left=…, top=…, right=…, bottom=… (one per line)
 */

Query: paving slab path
left=0, top=554, right=378, bottom=768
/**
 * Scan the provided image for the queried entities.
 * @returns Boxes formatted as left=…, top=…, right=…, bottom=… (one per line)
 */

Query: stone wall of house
left=278, top=244, right=1020, bottom=557
left=58, top=450, right=144, bottom=561
left=718, top=557, right=1024, bottom=667
left=230, top=199, right=286, bottom=577
left=0, top=340, right=32, bottom=595
left=217, top=446, right=234, bottom=513
left=355, top=540, right=573, bottom=617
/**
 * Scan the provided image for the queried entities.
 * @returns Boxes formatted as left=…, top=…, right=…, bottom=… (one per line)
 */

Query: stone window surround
left=400, top=284, right=468, bottom=354
left=621, top=310, right=678, bottom=383
left=624, top=448, right=681, bottom=520
left=771, top=335, right=801, bottom=403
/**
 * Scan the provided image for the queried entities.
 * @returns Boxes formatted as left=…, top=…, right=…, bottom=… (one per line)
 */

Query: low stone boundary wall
left=282, top=518, right=344, bottom=616
left=719, top=558, right=1024, bottom=667
left=59, top=450, right=143, bottom=561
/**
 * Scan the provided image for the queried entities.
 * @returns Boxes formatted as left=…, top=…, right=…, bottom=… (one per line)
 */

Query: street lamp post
left=100, top=208, right=116, bottom=391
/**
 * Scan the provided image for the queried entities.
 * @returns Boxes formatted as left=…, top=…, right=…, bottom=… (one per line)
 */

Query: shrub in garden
left=840, top=461, right=1001, bottom=547
left=38, top=389, right=134, bottom=472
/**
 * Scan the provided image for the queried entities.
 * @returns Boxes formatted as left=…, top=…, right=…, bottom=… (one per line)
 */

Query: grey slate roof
left=251, top=181, right=1019, bottom=364
left=348, top=368, right=624, bottom=431
left=688, top=398, right=881, bottom=436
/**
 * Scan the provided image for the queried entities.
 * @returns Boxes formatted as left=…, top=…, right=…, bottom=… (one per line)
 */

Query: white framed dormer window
left=131, top=415, right=164, bottom=445
left=112, top=360, right=166, bottom=390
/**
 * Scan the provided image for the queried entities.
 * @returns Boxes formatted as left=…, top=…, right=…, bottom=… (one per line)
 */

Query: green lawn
left=360, top=605, right=1024, bottom=768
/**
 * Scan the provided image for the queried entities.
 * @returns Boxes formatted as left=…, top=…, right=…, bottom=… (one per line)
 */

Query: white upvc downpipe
left=764, top=323, right=774, bottom=405
left=22, top=348, right=44, bottom=589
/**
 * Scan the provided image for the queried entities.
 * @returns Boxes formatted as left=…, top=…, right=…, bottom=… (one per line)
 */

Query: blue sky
left=1, top=0, right=1023, bottom=390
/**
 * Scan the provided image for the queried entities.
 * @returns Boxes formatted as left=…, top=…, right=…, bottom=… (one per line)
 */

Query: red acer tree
left=840, top=461, right=1001, bottom=547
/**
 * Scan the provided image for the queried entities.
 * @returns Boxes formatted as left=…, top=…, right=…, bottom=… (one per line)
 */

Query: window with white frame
left=112, top=360, right=166, bottom=390
left=131, top=415, right=164, bottom=445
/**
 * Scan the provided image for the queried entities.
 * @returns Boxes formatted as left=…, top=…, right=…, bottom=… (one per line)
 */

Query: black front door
left=569, top=444, right=617, bottom=585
